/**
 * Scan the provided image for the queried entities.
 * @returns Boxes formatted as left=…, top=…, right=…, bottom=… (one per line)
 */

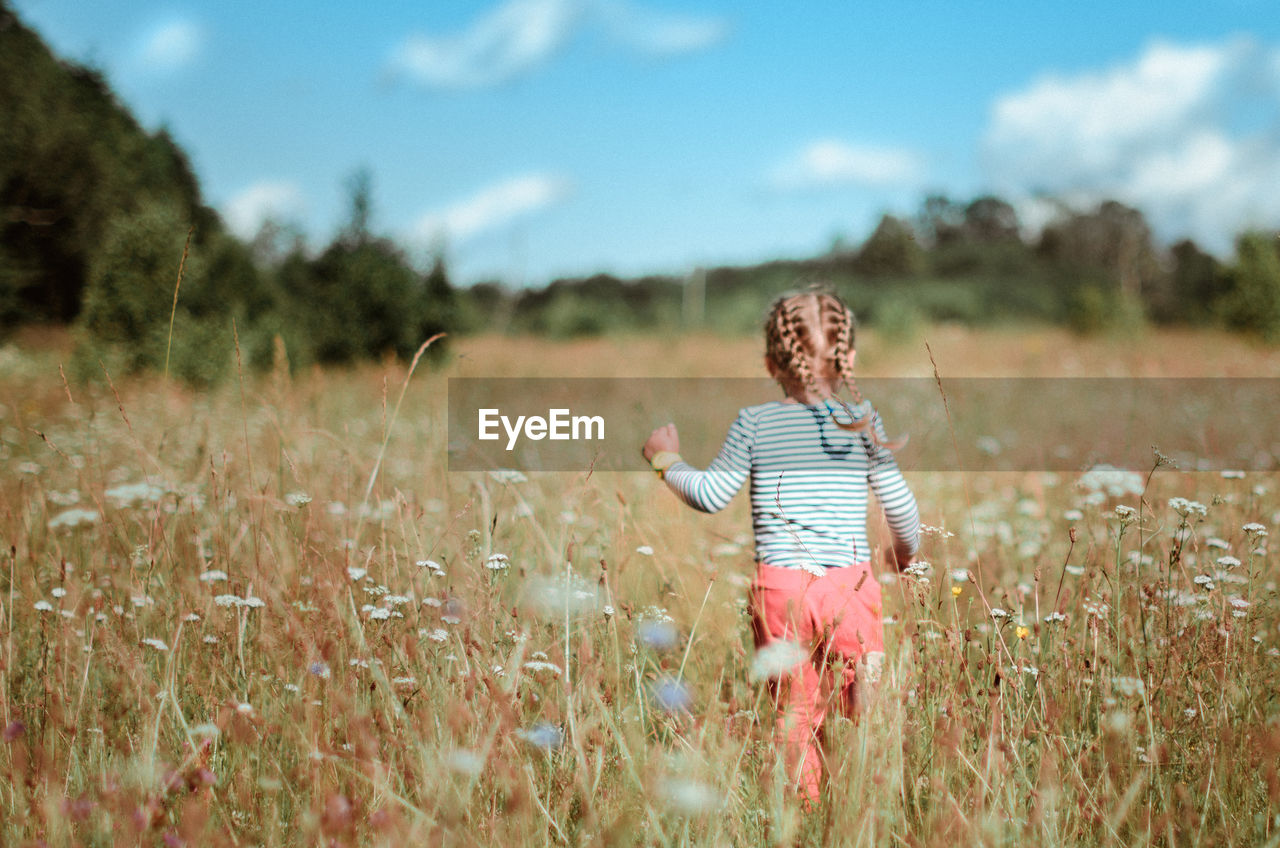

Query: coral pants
left=750, top=561, right=885, bottom=802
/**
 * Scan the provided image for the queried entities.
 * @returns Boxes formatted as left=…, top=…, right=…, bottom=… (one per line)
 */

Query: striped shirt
left=663, top=399, right=920, bottom=571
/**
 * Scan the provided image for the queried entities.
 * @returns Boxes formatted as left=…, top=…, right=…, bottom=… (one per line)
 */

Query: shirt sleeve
left=865, top=410, right=920, bottom=556
left=662, top=409, right=755, bottom=514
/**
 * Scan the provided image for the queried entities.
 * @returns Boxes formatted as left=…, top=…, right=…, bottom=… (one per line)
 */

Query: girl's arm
left=653, top=410, right=755, bottom=514
left=865, top=411, right=920, bottom=564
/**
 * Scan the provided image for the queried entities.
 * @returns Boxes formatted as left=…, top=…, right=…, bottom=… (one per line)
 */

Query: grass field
left=1, top=327, right=1278, bottom=846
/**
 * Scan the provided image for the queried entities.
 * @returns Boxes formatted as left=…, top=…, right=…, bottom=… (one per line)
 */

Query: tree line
left=4, top=0, right=1280, bottom=387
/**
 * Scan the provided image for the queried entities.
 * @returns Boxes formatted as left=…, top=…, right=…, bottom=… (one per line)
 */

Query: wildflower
left=1193, top=575, right=1215, bottom=591
left=425, top=628, right=449, bottom=643
left=920, top=524, right=956, bottom=538
left=990, top=608, right=1008, bottom=619
left=446, top=749, right=484, bottom=776
left=749, top=640, right=806, bottom=681
left=346, top=567, right=368, bottom=581
left=422, top=597, right=443, bottom=608
left=184, top=613, right=201, bottom=622
left=951, top=586, right=963, bottom=598
left=1021, top=665, right=1040, bottom=677
left=1044, top=611, right=1067, bottom=623
left=416, top=559, right=445, bottom=576
left=602, top=604, right=616, bottom=617
left=50, top=587, right=67, bottom=598
left=1243, top=522, right=1268, bottom=537
left=659, top=778, right=722, bottom=815
left=1016, top=625, right=1029, bottom=640
left=366, top=607, right=392, bottom=621
left=47, top=508, right=100, bottom=530
left=199, top=570, right=228, bottom=582
left=1078, top=465, right=1144, bottom=499
left=903, top=562, right=931, bottom=579
left=522, top=660, right=563, bottom=676
left=1065, top=565, right=1085, bottom=576
left=1063, top=509, right=1084, bottom=521
left=235, top=702, right=253, bottom=716
left=384, top=595, right=412, bottom=607
left=285, top=491, right=312, bottom=507
left=485, top=554, right=511, bottom=571
left=651, top=676, right=692, bottom=713
left=949, top=569, right=970, bottom=582
left=517, top=722, right=563, bottom=750
left=192, top=723, right=220, bottom=738
left=284, top=683, right=300, bottom=694
left=392, top=676, right=418, bottom=687
left=1114, top=504, right=1137, bottom=522
left=638, top=620, right=678, bottom=651
left=1113, top=676, right=1145, bottom=697
left=202, top=635, right=219, bottom=644
left=142, top=638, right=169, bottom=652
left=636, top=545, right=654, bottom=556
left=1216, top=555, right=1241, bottom=569
left=349, top=658, right=370, bottom=668
left=33, top=600, right=54, bottom=613
left=309, top=661, right=331, bottom=679
left=241, top=596, right=265, bottom=608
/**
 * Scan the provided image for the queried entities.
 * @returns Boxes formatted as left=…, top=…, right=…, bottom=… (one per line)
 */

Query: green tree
left=854, top=214, right=924, bottom=277
left=1217, top=232, right=1280, bottom=342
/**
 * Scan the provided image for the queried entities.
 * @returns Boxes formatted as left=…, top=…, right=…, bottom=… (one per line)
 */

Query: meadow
left=1, top=326, right=1278, bottom=846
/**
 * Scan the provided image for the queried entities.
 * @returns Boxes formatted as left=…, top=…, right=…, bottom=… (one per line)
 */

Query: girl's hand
left=643, top=423, right=680, bottom=461
left=882, top=544, right=914, bottom=572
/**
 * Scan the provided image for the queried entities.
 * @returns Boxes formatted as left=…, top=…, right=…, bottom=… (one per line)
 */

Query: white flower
left=1206, top=537, right=1230, bottom=550
left=241, top=596, right=265, bottom=608
left=214, top=594, right=241, bottom=607
left=50, top=587, right=67, bottom=598
left=199, top=570, right=228, bottom=582
left=1193, top=575, right=1215, bottom=591
left=33, top=600, right=54, bottom=613
left=1114, top=505, right=1137, bottom=521
left=236, top=702, right=253, bottom=716
left=392, top=676, right=418, bottom=686
left=141, top=638, right=169, bottom=651
left=202, top=635, right=219, bottom=644
left=446, top=749, right=484, bottom=776
left=1113, top=676, right=1145, bottom=697
left=1044, top=611, right=1067, bottom=623
left=990, top=608, right=1008, bottom=619
left=384, top=595, right=412, bottom=606
left=949, top=569, right=970, bottom=582
left=602, top=605, right=616, bottom=617
left=285, top=491, right=312, bottom=507
left=749, top=640, right=806, bottom=681
left=485, top=554, right=511, bottom=571
left=422, top=597, right=443, bottom=608
left=366, top=607, right=392, bottom=620
left=346, top=567, right=368, bottom=581
left=47, top=507, right=100, bottom=530
left=416, top=559, right=445, bottom=575
left=1065, top=565, right=1085, bottom=576
left=1229, top=597, right=1250, bottom=610
left=184, top=613, right=201, bottom=622
left=522, top=660, right=564, bottom=676
left=636, top=545, right=654, bottom=556
left=1063, top=509, right=1084, bottom=521
left=425, top=628, right=449, bottom=643
left=1243, top=523, right=1268, bottom=537
left=1216, top=556, right=1241, bottom=569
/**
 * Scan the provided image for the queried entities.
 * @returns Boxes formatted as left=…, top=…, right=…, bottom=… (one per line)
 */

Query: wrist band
left=649, top=451, right=682, bottom=479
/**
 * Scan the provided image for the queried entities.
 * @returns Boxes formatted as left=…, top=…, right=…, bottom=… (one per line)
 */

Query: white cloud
left=223, top=181, right=306, bottom=239
left=136, top=19, right=204, bottom=72
left=770, top=139, right=925, bottom=190
left=597, top=1, right=729, bottom=56
left=410, top=173, right=570, bottom=244
left=386, top=0, right=727, bottom=90
left=983, top=37, right=1280, bottom=253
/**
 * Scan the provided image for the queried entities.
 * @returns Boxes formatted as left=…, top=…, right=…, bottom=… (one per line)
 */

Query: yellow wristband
left=649, top=451, right=682, bottom=478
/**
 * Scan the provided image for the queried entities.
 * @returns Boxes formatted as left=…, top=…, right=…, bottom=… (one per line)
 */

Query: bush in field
left=1217, top=231, right=1280, bottom=342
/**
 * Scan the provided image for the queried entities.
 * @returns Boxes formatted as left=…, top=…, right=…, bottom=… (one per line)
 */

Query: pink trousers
left=750, top=561, right=885, bottom=803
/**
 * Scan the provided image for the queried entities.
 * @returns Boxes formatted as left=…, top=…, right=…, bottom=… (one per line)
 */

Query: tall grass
left=0, top=334, right=1277, bottom=846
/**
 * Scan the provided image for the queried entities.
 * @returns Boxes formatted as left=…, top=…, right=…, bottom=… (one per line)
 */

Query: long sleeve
left=662, top=410, right=756, bottom=513
left=865, top=411, right=920, bottom=556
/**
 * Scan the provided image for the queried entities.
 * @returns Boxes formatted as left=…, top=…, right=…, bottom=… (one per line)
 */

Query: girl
left=641, top=290, right=920, bottom=804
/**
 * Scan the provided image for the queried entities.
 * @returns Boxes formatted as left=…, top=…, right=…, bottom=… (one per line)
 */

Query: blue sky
left=12, top=0, right=1280, bottom=285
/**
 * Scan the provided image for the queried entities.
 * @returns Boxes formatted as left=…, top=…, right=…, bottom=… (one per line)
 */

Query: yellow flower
left=951, top=586, right=962, bottom=598
left=1016, top=625, right=1030, bottom=640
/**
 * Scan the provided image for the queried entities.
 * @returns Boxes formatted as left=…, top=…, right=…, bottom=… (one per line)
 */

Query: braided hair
left=763, top=290, right=905, bottom=451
